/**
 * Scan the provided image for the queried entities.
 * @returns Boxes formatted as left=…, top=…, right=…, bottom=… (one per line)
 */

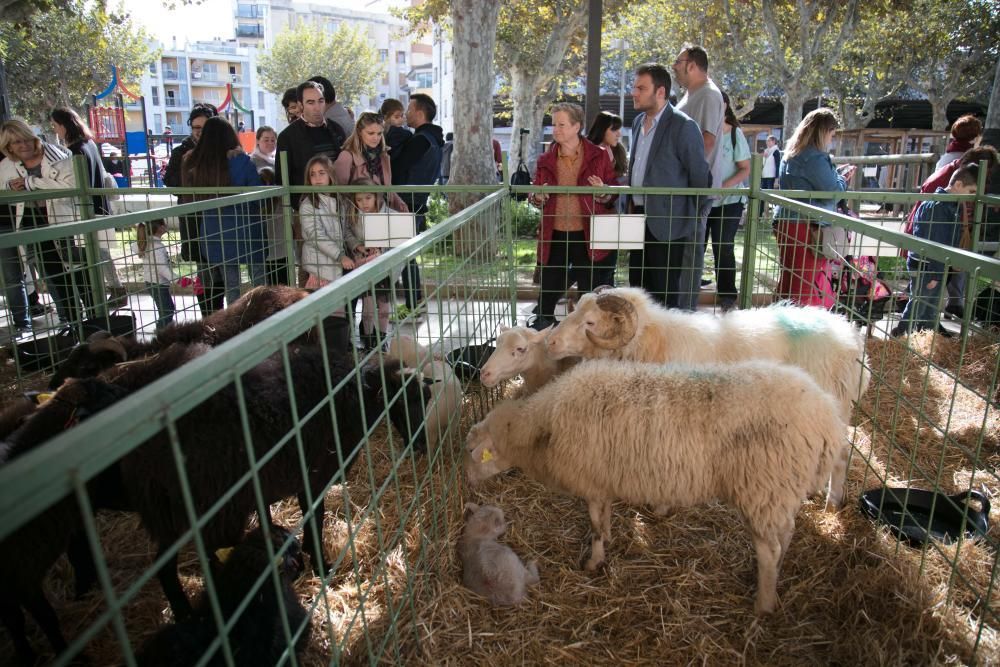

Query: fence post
left=72, top=154, right=108, bottom=323
left=738, top=154, right=763, bottom=309
left=278, top=151, right=296, bottom=286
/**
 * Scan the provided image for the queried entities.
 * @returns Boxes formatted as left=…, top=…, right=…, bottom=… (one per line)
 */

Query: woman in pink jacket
left=333, top=111, right=408, bottom=213
left=528, top=103, right=617, bottom=329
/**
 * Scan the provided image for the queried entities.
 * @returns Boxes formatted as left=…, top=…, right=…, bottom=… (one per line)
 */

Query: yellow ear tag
left=480, top=448, right=494, bottom=463
left=215, top=547, right=234, bottom=564
left=36, top=393, right=54, bottom=405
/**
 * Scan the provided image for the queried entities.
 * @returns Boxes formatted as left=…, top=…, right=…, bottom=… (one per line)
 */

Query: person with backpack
left=762, top=135, right=781, bottom=189
left=391, top=93, right=444, bottom=311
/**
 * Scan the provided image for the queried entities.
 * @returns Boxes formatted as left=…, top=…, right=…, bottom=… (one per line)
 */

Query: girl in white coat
left=299, top=155, right=354, bottom=289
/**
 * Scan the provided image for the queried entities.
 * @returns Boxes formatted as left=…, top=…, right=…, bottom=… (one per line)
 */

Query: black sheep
left=81, top=346, right=429, bottom=619
left=49, top=285, right=316, bottom=389
left=0, top=378, right=130, bottom=666
left=135, top=524, right=308, bottom=667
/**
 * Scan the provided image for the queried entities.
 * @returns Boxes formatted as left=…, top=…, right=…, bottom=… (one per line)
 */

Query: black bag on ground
left=859, top=487, right=990, bottom=547
left=445, top=341, right=496, bottom=382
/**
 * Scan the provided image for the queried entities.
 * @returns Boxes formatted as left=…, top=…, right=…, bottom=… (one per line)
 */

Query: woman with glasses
left=0, top=119, right=87, bottom=332
left=333, top=111, right=408, bottom=213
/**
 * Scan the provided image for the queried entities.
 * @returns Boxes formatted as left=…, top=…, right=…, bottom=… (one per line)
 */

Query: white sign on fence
left=362, top=212, right=416, bottom=248
left=589, top=214, right=646, bottom=250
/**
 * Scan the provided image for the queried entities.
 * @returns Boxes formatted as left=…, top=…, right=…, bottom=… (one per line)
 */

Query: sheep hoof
left=583, top=556, right=605, bottom=572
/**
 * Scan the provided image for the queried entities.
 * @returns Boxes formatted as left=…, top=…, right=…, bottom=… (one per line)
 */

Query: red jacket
left=533, top=138, right=617, bottom=265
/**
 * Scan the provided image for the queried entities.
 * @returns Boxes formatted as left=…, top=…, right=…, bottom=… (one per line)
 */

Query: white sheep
left=465, top=359, right=846, bottom=615
left=479, top=325, right=578, bottom=396
left=387, top=335, right=463, bottom=449
left=459, top=502, right=539, bottom=606
left=546, top=287, right=869, bottom=423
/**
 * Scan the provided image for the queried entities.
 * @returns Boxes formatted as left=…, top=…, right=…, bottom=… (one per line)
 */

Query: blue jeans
left=221, top=262, right=266, bottom=307
left=146, top=282, right=175, bottom=329
left=899, top=259, right=945, bottom=332
left=1, top=215, right=29, bottom=329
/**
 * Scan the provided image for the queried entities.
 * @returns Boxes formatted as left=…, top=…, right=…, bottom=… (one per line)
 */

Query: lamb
left=546, top=287, right=869, bottom=423
left=109, top=345, right=430, bottom=618
left=49, top=284, right=312, bottom=389
left=387, top=335, right=463, bottom=449
left=459, top=502, right=539, bottom=606
left=464, top=359, right=847, bottom=614
left=135, top=524, right=309, bottom=667
left=478, top=325, right=578, bottom=396
left=0, top=378, right=130, bottom=665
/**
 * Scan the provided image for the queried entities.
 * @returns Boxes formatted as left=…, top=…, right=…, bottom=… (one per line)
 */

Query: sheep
left=459, top=502, right=539, bottom=606
left=0, top=378, right=130, bottom=666
left=49, top=284, right=312, bottom=389
left=107, top=345, right=430, bottom=618
left=546, top=287, right=870, bottom=423
left=135, top=524, right=308, bottom=667
left=464, top=359, right=847, bottom=615
left=387, top=335, right=463, bottom=449
left=478, top=325, right=579, bottom=396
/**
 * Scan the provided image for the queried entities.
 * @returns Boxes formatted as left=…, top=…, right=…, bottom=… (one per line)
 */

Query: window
left=326, top=20, right=339, bottom=32
left=148, top=62, right=157, bottom=75
left=259, top=116, right=266, bottom=126
left=444, top=57, right=450, bottom=76
left=258, top=91, right=265, bottom=108
left=236, top=3, right=264, bottom=18
left=153, top=113, right=162, bottom=133
left=379, top=49, right=388, bottom=63
left=416, top=72, right=432, bottom=88
left=237, top=23, right=263, bottom=37
left=396, top=50, right=407, bottom=65
left=151, top=86, right=160, bottom=106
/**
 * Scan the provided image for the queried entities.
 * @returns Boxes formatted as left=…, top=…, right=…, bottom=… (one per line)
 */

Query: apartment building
left=232, top=0, right=436, bottom=115
left=129, top=37, right=279, bottom=135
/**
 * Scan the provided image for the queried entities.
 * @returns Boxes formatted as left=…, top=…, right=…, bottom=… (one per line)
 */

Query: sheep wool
left=465, top=359, right=847, bottom=615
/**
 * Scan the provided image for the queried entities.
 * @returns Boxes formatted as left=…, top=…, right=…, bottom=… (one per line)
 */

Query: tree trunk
left=782, top=84, right=809, bottom=141
left=449, top=0, right=501, bottom=258
left=927, top=92, right=950, bottom=154
left=509, top=67, right=555, bottom=175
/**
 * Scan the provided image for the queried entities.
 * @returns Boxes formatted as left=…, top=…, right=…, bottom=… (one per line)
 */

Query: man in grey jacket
left=309, top=75, right=353, bottom=136
left=627, top=63, right=712, bottom=307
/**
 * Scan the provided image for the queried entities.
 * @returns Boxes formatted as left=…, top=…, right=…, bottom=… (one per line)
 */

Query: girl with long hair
left=704, top=92, right=751, bottom=312
left=182, top=116, right=264, bottom=308
left=299, top=155, right=354, bottom=288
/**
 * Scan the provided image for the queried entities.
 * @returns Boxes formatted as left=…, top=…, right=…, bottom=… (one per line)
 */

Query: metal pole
left=585, top=0, right=602, bottom=127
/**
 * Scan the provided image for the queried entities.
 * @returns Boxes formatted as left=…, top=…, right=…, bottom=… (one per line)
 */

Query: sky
left=120, top=0, right=407, bottom=45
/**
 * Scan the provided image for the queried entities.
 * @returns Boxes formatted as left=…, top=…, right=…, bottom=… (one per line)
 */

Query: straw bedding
left=1, top=333, right=997, bottom=665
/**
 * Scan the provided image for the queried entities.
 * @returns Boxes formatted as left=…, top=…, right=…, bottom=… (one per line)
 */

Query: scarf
left=945, top=138, right=974, bottom=155
left=362, top=145, right=384, bottom=183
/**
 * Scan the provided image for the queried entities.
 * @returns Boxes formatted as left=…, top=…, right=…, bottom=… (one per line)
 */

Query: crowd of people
left=0, top=54, right=994, bottom=346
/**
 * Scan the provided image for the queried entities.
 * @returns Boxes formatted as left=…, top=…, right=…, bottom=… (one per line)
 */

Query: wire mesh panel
left=0, top=188, right=511, bottom=666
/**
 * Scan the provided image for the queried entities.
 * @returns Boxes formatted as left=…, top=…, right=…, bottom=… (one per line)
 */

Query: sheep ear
left=498, top=324, right=510, bottom=333
left=464, top=502, right=478, bottom=519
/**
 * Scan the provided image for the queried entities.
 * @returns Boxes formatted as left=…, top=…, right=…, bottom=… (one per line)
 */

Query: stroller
left=835, top=255, right=904, bottom=329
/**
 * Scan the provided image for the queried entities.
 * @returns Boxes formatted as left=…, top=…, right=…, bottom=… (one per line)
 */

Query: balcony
left=165, top=99, right=180, bottom=108
left=163, top=68, right=179, bottom=80
left=236, top=24, right=264, bottom=38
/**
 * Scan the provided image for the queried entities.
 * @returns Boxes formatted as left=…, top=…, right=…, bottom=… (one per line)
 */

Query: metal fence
left=0, top=154, right=998, bottom=664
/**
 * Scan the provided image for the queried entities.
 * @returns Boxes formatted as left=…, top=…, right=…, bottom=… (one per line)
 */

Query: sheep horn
left=592, top=284, right=615, bottom=294
left=88, top=337, right=128, bottom=363
left=584, top=295, right=638, bottom=350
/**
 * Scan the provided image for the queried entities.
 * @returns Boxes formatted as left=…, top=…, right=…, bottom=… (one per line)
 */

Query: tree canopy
left=257, top=21, right=382, bottom=108
left=0, top=0, right=154, bottom=124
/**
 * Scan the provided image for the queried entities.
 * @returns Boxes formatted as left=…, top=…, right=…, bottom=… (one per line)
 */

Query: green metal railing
left=0, top=153, right=998, bottom=663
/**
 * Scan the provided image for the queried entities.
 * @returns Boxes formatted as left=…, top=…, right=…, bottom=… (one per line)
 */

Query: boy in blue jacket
left=892, top=164, right=979, bottom=337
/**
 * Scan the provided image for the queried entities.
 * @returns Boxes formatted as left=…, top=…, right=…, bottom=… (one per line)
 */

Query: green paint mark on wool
left=775, top=309, right=825, bottom=339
